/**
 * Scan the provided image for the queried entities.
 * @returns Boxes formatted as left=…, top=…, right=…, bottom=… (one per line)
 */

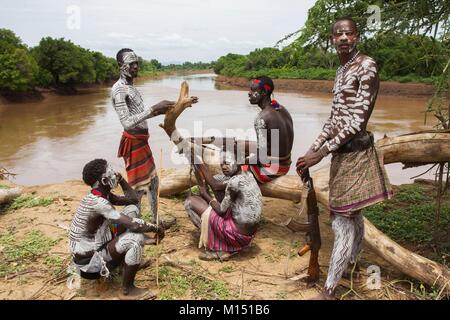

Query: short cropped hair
left=331, top=16, right=358, bottom=34
left=116, top=48, right=134, bottom=64
left=82, top=159, right=107, bottom=187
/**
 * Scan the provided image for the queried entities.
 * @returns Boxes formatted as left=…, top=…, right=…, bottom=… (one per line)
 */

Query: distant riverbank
left=0, top=69, right=213, bottom=104
left=215, top=75, right=437, bottom=97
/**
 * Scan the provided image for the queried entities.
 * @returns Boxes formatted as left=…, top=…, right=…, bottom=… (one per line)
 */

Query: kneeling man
left=69, top=159, right=164, bottom=299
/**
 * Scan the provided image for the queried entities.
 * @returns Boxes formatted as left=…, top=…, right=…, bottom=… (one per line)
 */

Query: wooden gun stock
left=297, top=169, right=322, bottom=283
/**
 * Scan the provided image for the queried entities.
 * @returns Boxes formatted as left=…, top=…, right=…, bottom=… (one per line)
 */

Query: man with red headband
left=241, top=76, right=294, bottom=183
left=112, top=48, right=176, bottom=230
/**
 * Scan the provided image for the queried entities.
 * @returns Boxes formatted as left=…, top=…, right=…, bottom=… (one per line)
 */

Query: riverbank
left=215, top=75, right=438, bottom=97
left=0, top=177, right=447, bottom=300
left=0, top=69, right=213, bottom=105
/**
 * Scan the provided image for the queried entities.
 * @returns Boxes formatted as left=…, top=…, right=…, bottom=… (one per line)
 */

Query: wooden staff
left=156, top=148, right=163, bottom=289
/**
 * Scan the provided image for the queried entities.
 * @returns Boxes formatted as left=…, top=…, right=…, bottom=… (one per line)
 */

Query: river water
left=0, top=73, right=436, bottom=186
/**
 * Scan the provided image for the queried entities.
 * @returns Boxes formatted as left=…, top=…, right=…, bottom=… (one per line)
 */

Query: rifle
left=285, top=168, right=321, bottom=283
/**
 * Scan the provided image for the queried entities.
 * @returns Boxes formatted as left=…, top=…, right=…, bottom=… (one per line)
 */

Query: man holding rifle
left=296, top=17, right=392, bottom=300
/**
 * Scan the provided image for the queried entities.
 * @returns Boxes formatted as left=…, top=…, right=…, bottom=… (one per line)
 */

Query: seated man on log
left=242, top=76, right=294, bottom=183
left=192, top=76, right=293, bottom=184
left=69, top=159, right=165, bottom=300
left=184, top=151, right=262, bottom=261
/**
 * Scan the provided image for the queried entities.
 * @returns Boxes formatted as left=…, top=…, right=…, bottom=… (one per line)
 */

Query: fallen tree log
left=376, top=130, right=450, bottom=165
left=0, top=187, right=22, bottom=204
left=158, top=82, right=450, bottom=292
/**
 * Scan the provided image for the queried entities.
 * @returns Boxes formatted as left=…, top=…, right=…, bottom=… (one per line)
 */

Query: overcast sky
left=1, top=0, right=317, bottom=63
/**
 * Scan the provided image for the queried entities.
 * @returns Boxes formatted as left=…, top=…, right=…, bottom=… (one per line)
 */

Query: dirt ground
left=0, top=178, right=426, bottom=300
left=215, top=76, right=438, bottom=97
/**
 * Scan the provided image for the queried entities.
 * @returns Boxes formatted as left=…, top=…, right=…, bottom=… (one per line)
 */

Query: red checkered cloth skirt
left=117, top=130, right=156, bottom=189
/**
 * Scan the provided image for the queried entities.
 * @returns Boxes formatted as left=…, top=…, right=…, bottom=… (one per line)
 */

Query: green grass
left=394, top=184, right=430, bottom=203
left=168, top=185, right=201, bottom=201
left=144, top=244, right=163, bottom=258
left=275, top=291, right=288, bottom=299
left=0, top=230, right=61, bottom=277
left=192, top=276, right=229, bottom=299
left=44, top=255, right=65, bottom=275
left=262, top=252, right=278, bottom=263
left=1, top=194, right=54, bottom=212
left=259, top=216, right=269, bottom=226
left=363, top=184, right=449, bottom=265
left=141, top=210, right=154, bottom=223
left=219, top=265, right=235, bottom=273
left=157, top=266, right=230, bottom=300
left=0, top=184, right=10, bottom=189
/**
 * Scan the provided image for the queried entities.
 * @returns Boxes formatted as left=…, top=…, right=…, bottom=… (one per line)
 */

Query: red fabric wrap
left=242, top=163, right=290, bottom=184
left=117, top=130, right=155, bottom=187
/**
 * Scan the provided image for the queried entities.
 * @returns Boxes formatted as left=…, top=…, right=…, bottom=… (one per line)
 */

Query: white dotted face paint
left=220, top=151, right=238, bottom=176
left=101, top=164, right=119, bottom=189
left=120, top=51, right=138, bottom=78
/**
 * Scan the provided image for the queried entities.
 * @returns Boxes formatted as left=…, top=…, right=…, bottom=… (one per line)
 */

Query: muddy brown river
left=0, top=73, right=436, bottom=186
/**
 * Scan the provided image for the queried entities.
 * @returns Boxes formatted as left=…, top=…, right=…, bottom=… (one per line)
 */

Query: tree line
left=213, top=0, right=449, bottom=84
left=0, top=28, right=212, bottom=95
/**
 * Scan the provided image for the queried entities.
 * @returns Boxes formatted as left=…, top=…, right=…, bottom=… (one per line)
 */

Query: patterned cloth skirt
left=117, top=130, right=156, bottom=190
left=207, top=208, right=254, bottom=253
left=329, top=146, right=393, bottom=216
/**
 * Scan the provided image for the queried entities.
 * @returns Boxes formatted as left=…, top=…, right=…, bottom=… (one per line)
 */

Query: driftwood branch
left=159, top=81, right=198, bottom=142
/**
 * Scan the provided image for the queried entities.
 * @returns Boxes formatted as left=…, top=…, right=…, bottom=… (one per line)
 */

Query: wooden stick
left=239, top=268, right=245, bottom=299
left=284, top=237, right=295, bottom=278
left=156, top=148, right=163, bottom=289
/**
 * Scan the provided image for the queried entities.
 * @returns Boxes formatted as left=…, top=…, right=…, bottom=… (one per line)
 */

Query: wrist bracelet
left=209, top=199, right=216, bottom=206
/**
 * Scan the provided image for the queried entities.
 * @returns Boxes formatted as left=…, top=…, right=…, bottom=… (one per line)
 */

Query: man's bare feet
left=198, top=250, right=237, bottom=262
left=310, top=289, right=336, bottom=300
left=118, top=286, right=157, bottom=300
left=143, top=233, right=157, bottom=245
left=160, top=216, right=177, bottom=230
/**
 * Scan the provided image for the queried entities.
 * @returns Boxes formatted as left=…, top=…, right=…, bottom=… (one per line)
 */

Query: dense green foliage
left=139, top=60, right=212, bottom=76
left=214, top=0, right=449, bottom=82
left=0, top=29, right=38, bottom=92
left=162, top=61, right=213, bottom=71
left=0, top=29, right=119, bottom=93
left=0, top=29, right=212, bottom=94
left=214, top=34, right=448, bottom=82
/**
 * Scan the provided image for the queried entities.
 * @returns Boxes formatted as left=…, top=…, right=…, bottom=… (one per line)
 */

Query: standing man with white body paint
left=112, top=48, right=177, bottom=230
left=296, top=17, right=393, bottom=299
